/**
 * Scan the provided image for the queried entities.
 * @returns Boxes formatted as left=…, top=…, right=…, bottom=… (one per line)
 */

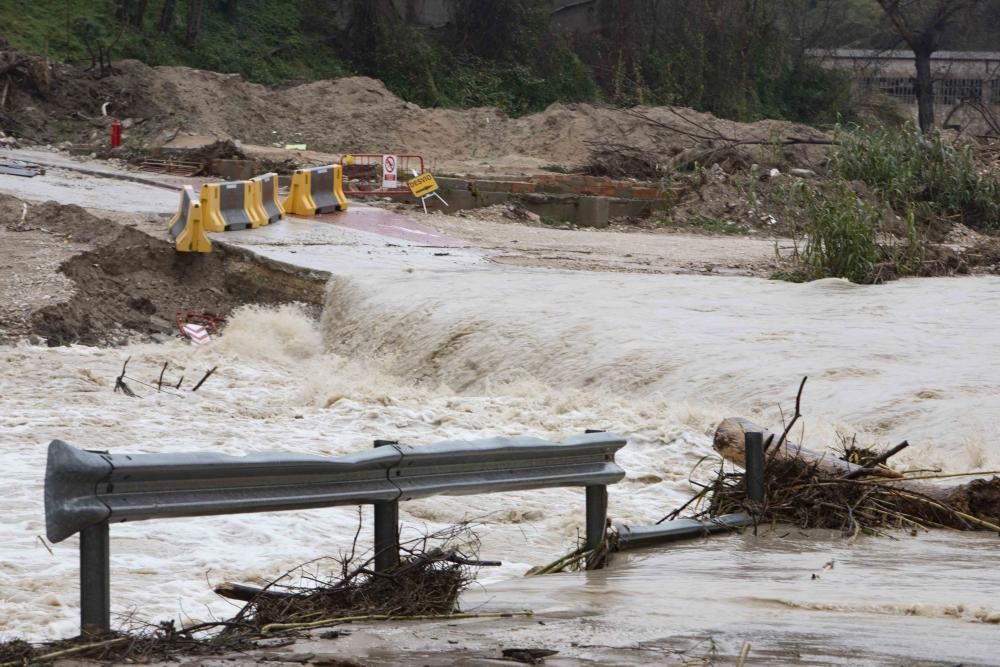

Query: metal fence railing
left=340, top=153, right=425, bottom=196
left=44, top=432, right=626, bottom=633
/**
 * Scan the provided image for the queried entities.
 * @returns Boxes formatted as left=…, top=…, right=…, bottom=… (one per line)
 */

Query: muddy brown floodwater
left=1, top=155, right=998, bottom=666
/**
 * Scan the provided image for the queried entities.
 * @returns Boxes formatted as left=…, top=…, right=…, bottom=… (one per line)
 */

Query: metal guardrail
left=44, top=432, right=626, bottom=634
left=614, top=429, right=763, bottom=551
left=616, top=513, right=753, bottom=550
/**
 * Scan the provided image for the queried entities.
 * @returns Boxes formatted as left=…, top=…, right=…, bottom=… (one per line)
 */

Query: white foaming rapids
left=4, top=268, right=1000, bottom=657
left=1, top=305, right=718, bottom=641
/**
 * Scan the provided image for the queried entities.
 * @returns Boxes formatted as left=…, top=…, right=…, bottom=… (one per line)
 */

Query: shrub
left=790, top=180, right=881, bottom=283
left=831, top=125, right=1000, bottom=230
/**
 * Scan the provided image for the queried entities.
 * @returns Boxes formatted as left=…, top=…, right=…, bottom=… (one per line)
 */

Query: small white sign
left=382, top=154, right=398, bottom=189
left=182, top=323, right=211, bottom=346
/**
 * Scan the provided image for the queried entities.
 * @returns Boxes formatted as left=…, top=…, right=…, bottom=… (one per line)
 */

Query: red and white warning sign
left=381, top=154, right=398, bottom=189
left=182, top=323, right=211, bottom=346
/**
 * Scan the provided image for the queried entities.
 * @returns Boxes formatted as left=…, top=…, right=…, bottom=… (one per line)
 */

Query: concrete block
left=471, top=179, right=514, bottom=193
left=435, top=177, right=471, bottom=190
left=519, top=193, right=579, bottom=223
left=576, top=196, right=611, bottom=228
left=609, top=198, right=655, bottom=219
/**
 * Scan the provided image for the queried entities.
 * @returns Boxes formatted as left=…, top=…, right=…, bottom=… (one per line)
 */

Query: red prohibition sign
left=383, top=155, right=396, bottom=172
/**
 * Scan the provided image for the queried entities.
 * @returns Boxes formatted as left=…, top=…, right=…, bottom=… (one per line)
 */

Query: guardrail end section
left=45, top=440, right=113, bottom=544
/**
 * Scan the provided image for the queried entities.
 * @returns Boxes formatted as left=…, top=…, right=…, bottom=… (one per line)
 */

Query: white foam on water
left=0, top=306, right=725, bottom=640
left=319, top=270, right=1000, bottom=471
left=3, top=271, right=1000, bottom=663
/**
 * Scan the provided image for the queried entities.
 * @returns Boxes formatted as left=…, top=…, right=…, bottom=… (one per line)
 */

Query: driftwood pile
left=217, top=545, right=477, bottom=634
left=0, top=526, right=501, bottom=665
left=584, top=140, right=661, bottom=179
left=708, top=416, right=1000, bottom=535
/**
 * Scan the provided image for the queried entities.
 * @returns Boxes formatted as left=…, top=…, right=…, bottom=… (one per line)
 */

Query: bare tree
left=186, top=0, right=205, bottom=43
left=112, top=0, right=151, bottom=28
left=71, top=17, right=121, bottom=77
left=158, top=0, right=177, bottom=31
left=874, top=0, right=981, bottom=133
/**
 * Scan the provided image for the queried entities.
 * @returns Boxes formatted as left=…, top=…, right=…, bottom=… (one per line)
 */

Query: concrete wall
left=431, top=174, right=667, bottom=228
left=812, top=49, right=1000, bottom=133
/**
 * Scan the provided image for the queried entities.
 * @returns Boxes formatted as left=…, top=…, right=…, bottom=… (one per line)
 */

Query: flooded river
left=1, top=170, right=998, bottom=664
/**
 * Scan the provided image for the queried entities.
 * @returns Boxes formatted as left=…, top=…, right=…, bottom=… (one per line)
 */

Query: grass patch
left=790, top=181, right=880, bottom=283
left=832, top=124, right=1000, bottom=230
left=774, top=180, right=946, bottom=284
left=688, top=215, right=743, bottom=235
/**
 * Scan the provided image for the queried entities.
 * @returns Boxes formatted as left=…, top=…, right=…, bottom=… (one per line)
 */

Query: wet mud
left=0, top=194, right=328, bottom=345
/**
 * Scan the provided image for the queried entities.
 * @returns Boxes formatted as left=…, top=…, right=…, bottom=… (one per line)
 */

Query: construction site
left=2, top=9, right=1000, bottom=665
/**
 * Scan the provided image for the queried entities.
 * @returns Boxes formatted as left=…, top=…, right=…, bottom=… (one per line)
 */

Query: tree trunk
left=186, top=0, right=205, bottom=42
left=713, top=417, right=1000, bottom=527
left=158, top=0, right=177, bottom=31
left=913, top=46, right=936, bottom=134
left=713, top=417, right=901, bottom=479
left=133, top=0, right=150, bottom=28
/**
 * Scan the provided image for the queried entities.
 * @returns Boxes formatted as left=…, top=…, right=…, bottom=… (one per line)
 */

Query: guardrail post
left=585, top=485, right=608, bottom=550
left=744, top=431, right=765, bottom=502
left=373, top=440, right=400, bottom=573
left=80, top=524, right=110, bottom=634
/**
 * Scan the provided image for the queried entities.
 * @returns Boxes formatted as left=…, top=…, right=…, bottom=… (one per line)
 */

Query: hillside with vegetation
left=0, top=0, right=900, bottom=121
left=4, top=1, right=1000, bottom=122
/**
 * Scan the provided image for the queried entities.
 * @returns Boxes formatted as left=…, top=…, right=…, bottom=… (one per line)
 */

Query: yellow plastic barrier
left=200, top=181, right=255, bottom=231
left=282, top=165, right=348, bottom=216
left=168, top=186, right=212, bottom=253
left=332, top=164, right=348, bottom=212
left=199, top=183, right=226, bottom=233
left=176, top=200, right=212, bottom=253
left=252, top=172, right=285, bottom=224
left=245, top=179, right=269, bottom=228
left=283, top=169, right=316, bottom=216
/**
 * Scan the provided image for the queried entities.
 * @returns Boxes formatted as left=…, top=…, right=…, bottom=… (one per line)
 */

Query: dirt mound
left=0, top=46, right=833, bottom=172
left=0, top=194, right=328, bottom=346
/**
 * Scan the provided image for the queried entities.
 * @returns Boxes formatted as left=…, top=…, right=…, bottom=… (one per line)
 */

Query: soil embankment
left=0, top=194, right=328, bottom=345
left=0, top=50, right=830, bottom=175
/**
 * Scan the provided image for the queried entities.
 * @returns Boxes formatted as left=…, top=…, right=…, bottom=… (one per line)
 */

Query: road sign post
left=381, top=154, right=398, bottom=190
left=407, top=172, right=448, bottom=214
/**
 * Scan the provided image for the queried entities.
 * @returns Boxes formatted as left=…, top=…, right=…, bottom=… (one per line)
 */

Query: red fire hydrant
left=110, top=119, right=122, bottom=148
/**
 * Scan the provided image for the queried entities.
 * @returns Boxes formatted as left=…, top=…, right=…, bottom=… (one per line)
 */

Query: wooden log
left=714, top=417, right=1000, bottom=528
left=214, top=582, right=294, bottom=602
left=713, top=417, right=901, bottom=478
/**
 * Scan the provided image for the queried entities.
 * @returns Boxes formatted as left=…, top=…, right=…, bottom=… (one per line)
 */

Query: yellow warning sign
left=408, top=172, right=439, bottom=198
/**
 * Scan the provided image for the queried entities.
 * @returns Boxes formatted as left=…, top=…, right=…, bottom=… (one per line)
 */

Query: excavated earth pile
left=0, top=47, right=832, bottom=172
left=0, top=194, right=327, bottom=346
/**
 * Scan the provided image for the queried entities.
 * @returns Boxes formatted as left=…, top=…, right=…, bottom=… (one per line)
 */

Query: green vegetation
left=0, top=0, right=854, bottom=122
left=782, top=180, right=882, bottom=283
left=831, top=124, right=1000, bottom=230
left=775, top=177, right=939, bottom=285
left=765, top=123, right=1000, bottom=284
left=0, top=0, right=350, bottom=83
